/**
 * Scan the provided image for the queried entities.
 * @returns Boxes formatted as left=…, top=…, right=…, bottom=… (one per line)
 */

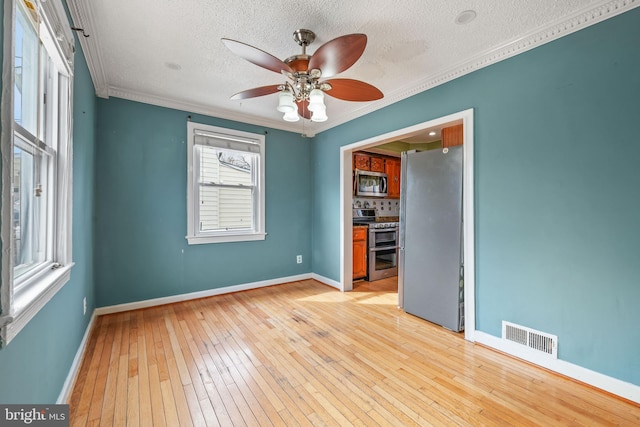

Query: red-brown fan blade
left=230, top=85, right=281, bottom=100
left=222, top=38, right=293, bottom=75
left=323, top=79, right=383, bottom=101
left=308, top=34, right=367, bottom=78
left=297, top=100, right=311, bottom=120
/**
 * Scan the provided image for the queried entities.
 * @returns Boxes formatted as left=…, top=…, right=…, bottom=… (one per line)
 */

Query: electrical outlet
left=296, top=255, right=302, bottom=264
left=83, top=297, right=87, bottom=315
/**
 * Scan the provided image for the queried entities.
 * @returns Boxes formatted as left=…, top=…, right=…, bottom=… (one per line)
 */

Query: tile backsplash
left=353, top=197, right=400, bottom=217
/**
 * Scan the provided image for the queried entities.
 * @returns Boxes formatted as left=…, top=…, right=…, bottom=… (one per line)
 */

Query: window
left=186, top=122, right=266, bottom=244
left=1, top=0, right=75, bottom=344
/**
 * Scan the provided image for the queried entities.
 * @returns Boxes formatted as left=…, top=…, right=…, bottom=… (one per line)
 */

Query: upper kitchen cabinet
left=370, top=156, right=385, bottom=172
left=354, top=152, right=385, bottom=172
left=385, top=158, right=401, bottom=199
left=354, top=153, right=370, bottom=170
left=442, top=124, right=463, bottom=148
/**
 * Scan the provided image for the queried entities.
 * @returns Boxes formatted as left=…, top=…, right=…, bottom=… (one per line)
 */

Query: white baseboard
left=474, top=331, right=640, bottom=404
left=57, top=311, right=97, bottom=404
left=311, top=273, right=341, bottom=290
left=94, top=273, right=314, bottom=316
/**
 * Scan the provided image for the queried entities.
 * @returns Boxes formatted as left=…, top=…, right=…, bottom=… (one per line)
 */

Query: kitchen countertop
left=353, top=217, right=399, bottom=225
left=375, top=216, right=400, bottom=222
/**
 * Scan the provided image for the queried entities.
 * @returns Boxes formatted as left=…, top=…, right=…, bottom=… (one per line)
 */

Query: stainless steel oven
left=368, top=223, right=399, bottom=281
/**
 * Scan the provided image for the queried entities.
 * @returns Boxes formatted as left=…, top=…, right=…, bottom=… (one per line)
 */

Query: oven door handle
left=369, top=246, right=399, bottom=252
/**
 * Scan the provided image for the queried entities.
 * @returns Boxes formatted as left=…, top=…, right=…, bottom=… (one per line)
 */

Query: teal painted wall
left=0, top=12, right=97, bottom=402
left=94, top=99, right=312, bottom=307
left=312, top=8, right=640, bottom=385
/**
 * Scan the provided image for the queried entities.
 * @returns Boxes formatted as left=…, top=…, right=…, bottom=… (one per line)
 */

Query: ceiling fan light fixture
left=311, top=105, right=328, bottom=122
left=283, top=109, right=300, bottom=122
left=307, top=88, right=325, bottom=112
left=223, top=29, right=383, bottom=125
left=277, top=90, right=296, bottom=113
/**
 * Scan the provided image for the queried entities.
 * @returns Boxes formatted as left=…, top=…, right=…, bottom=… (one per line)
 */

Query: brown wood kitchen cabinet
left=370, top=156, right=385, bottom=172
left=353, top=153, right=370, bottom=170
left=354, top=152, right=385, bottom=173
left=353, top=226, right=368, bottom=279
left=442, top=124, right=463, bottom=148
left=385, top=157, right=401, bottom=199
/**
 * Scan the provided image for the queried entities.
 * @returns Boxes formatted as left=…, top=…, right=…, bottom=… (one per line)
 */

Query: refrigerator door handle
left=369, top=245, right=399, bottom=252
left=398, top=151, right=409, bottom=250
left=397, top=151, right=409, bottom=310
left=398, top=247, right=405, bottom=309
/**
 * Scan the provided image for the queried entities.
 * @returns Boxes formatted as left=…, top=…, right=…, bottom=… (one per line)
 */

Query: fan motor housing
left=284, top=54, right=311, bottom=72
left=293, top=29, right=315, bottom=47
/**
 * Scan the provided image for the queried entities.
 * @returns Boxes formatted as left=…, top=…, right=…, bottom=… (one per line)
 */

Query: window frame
left=186, top=122, right=266, bottom=245
left=0, top=0, right=75, bottom=345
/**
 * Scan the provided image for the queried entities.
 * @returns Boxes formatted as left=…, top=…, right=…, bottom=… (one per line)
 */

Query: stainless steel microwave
left=355, top=169, right=388, bottom=197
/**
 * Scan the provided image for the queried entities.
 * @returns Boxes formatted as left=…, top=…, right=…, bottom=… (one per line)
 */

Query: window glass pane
left=197, top=145, right=255, bottom=232
left=199, top=145, right=255, bottom=186
left=13, top=140, right=49, bottom=279
left=14, top=4, right=39, bottom=136
left=199, top=187, right=254, bottom=232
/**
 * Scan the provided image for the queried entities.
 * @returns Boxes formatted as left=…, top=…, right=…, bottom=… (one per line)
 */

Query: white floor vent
left=502, top=321, right=558, bottom=359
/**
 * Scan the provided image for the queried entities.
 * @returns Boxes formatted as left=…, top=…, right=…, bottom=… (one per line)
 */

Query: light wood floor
left=353, top=276, right=398, bottom=293
left=69, top=279, right=639, bottom=426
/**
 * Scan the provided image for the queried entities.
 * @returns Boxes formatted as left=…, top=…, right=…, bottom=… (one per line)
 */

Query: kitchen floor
left=353, top=275, right=398, bottom=293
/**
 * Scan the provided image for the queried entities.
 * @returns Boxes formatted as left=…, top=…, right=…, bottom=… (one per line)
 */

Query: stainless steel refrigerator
left=398, top=147, right=464, bottom=332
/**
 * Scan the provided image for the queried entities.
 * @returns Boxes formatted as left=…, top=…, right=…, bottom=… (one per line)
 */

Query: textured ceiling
left=67, top=0, right=633, bottom=137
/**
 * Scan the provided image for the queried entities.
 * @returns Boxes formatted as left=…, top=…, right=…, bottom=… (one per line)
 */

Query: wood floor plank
left=135, top=311, right=152, bottom=427
left=98, top=314, right=124, bottom=426
left=183, top=384, right=207, bottom=427
left=158, top=308, right=194, bottom=427
left=67, top=318, right=98, bottom=415
left=69, top=279, right=640, bottom=426
left=159, top=380, right=180, bottom=426
left=85, top=319, right=116, bottom=426
left=152, top=314, right=180, bottom=426
left=113, top=314, right=130, bottom=427
left=126, top=313, right=140, bottom=427
left=143, top=309, right=167, bottom=427
left=70, top=317, right=105, bottom=426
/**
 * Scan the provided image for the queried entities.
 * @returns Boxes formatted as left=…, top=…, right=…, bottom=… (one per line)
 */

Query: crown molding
left=66, top=0, right=109, bottom=97
left=70, top=0, right=638, bottom=135
left=107, top=86, right=315, bottom=135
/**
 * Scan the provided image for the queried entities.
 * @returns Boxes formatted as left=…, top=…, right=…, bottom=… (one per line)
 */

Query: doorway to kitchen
left=339, top=109, right=475, bottom=342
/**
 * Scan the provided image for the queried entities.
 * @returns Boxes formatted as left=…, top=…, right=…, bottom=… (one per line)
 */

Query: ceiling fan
left=221, top=29, right=383, bottom=122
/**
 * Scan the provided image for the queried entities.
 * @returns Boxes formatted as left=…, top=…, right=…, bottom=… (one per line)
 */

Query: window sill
left=1, top=263, right=74, bottom=346
left=186, top=232, right=266, bottom=245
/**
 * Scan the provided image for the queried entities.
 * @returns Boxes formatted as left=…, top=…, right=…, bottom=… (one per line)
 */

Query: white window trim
left=0, top=0, right=75, bottom=346
left=186, top=122, right=266, bottom=245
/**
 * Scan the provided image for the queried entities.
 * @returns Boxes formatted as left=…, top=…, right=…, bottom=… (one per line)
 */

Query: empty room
left=1, top=0, right=639, bottom=425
